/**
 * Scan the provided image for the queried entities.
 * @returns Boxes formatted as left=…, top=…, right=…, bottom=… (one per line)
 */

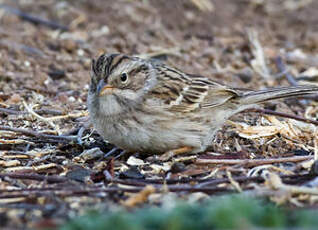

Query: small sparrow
left=87, top=53, right=318, bottom=158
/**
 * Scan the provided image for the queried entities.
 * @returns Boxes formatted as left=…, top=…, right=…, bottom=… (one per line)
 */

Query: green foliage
left=60, top=195, right=318, bottom=230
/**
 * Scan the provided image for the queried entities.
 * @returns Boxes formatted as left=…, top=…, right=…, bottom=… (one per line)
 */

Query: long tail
left=239, top=85, right=318, bottom=105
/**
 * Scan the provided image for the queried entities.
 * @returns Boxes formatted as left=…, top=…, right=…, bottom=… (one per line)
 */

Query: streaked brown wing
left=150, top=65, right=240, bottom=112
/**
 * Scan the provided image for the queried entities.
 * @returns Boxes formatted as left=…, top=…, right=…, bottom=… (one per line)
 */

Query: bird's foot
left=159, top=146, right=193, bottom=161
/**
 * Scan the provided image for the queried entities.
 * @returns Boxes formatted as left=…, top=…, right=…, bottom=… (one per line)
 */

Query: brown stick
left=0, top=173, right=68, bottom=183
left=0, top=173, right=313, bottom=198
left=0, top=107, right=22, bottom=115
left=0, top=107, right=63, bottom=116
left=196, top=155, right=313, bottom=166
left=274, top=56, right=317, bottom=102
left=0, top=5, right=69, bottom=31
left=0, top=186, right=232, bottom=199
left=107, top=176, right=264, bottom=190
left=247, top=108, right=318, bottom=126
left=275, top=56, right=298, bottom=86
left=105, top=173, right=313, bottom=186
left=0, top=172, right=260, bottom=188
left=0, top=125, right=77, bottom=142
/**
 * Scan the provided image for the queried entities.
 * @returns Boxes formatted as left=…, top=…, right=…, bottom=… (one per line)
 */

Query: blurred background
left=1, top=0, right=317, bottom=112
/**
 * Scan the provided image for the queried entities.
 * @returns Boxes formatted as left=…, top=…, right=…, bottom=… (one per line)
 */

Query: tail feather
left=239, top=85, right=318, bottom=105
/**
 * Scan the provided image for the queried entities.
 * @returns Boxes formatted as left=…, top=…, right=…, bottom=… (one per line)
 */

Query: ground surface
left=0, top=0, right=318, bottom=229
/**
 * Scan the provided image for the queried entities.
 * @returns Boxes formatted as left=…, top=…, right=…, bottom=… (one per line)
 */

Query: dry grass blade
left=247, top=29, right=271, bottom=80
left=122, top=185, right=156, bottom=208
left=0, top=160, right=21, bottom=167
left=284, top=0, right=313, bottom=11
left=45, top=111, right=88, bottom=121
left=226, top=170, right=242, bottom=192
left=22, top=100, right=57, bottom=131
left=137, top=47, right=181, bottom=59
left=4, top=163, right=58, bottom=172
left=266, top=172, right=318, bottom=195
left=190, top=0, right=214, bottom=11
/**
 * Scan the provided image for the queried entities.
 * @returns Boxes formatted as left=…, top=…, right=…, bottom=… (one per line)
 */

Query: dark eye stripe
left=128, top=64, right=147, bottom=76
left=109, top=55, right=130, bottom=74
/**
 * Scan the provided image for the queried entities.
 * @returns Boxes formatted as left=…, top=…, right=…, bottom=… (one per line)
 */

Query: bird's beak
left=97, top=80, right=114, bottom=96
left=99, top=85, right=114, bottom=96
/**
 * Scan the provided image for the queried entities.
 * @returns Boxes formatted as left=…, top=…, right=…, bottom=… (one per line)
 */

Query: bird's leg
left=114, top=150, right=127, bottom=159
left=104, top=147, right=119, bottom=158
left=159, top=146, right=193, bottom=161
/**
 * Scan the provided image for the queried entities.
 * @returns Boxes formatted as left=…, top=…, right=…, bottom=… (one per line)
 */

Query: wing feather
left=149, top=65, right=240, bottom=112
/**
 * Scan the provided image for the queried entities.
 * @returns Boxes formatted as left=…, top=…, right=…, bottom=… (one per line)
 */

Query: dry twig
left=247, top=29, right=271, bottom=80
left=266, top=172, right=318, bottom=195
left=0, top=125, right=77, bottom=142
left=247, top=108, right=318, bottom=126
left=275, top=56, right=298, bottom=86
left=22, top=101, right=57, bottom=130
left=0, top=5, right=69, bottom=31
left=0, top=173, right=68, bottom=183
left=196, top=155, right=313, bottom=166
left=190, top=0, right=214, bottom=11
left=123, top=185, right=156, bottom=208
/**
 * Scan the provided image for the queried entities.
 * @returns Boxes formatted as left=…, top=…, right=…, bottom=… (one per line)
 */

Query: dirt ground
left=0, top=0, right=318, bottom=229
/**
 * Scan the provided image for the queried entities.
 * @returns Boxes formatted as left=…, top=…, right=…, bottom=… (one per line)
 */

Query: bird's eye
left=120, top=73, right=128, bottom=83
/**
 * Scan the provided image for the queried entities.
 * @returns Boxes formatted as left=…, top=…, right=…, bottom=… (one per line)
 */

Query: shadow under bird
left=87, top=53, right=318, bottom=158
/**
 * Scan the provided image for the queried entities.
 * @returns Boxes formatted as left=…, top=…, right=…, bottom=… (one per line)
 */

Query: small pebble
left=77, top=49, right=84, bottom=56
left=170, top=162, right=186, bottom=173
left=68, top=96, right=76, bottom=102
left=6, top=94, right=21, bottom=104
left=62, top=39, right=77, bottom=52
left=24, top=61, right=30, bottom=67
left=310, top=160, right=318, bottom=175
left=119, top=166, right=145, bottom=179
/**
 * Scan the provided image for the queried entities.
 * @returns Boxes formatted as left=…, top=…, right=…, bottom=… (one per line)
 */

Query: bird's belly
left=93, top=113, right=207, bottom=154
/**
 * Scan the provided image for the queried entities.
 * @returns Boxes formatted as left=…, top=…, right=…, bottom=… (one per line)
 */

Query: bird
left=87, top=53, right=318, bottom=159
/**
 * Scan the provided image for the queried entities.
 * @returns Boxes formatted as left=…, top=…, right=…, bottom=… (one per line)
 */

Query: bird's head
left=88, top=53, right=155, bottom=116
